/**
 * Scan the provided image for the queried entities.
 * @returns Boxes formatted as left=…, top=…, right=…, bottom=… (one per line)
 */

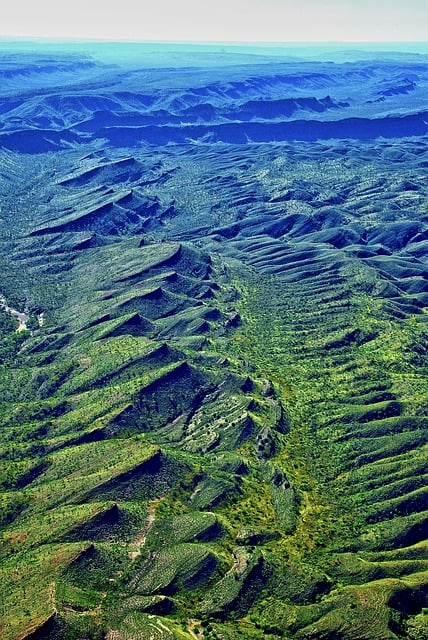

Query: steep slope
left=0, top=46, right=427, bottom=640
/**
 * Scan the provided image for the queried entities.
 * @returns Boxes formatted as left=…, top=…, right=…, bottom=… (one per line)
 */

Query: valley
left=0, top=43, right=426, bottom=640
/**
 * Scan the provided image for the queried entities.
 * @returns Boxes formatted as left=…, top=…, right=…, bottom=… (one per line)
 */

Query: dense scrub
left=0, top=47, right=427, bottom=640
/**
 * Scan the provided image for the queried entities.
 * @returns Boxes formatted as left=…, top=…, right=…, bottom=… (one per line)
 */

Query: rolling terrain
left=0, top=43, right=427, bottom=640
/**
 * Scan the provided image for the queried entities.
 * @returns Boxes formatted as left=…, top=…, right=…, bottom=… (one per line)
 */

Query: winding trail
left=127, top=499, right=159, bottom=561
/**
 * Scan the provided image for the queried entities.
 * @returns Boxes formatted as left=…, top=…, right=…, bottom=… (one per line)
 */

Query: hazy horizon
left=1, top=37, right=427, bottom=54
left=2, top=0, right=427, bottom=44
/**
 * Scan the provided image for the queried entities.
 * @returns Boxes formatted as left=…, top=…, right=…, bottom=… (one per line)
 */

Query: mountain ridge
left=0, top=46, right=426, bottom=640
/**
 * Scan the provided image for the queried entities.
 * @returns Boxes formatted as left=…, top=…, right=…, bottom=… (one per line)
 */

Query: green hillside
left=0, top=49, right=427, bottom=640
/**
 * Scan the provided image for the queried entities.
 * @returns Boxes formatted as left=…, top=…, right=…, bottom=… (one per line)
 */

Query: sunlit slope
left=0, top=232, right=284, bottom=640
left=0, top=49, right=427, bottom=640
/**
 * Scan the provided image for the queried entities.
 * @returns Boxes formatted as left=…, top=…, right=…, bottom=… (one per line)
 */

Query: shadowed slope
left=0, top=47, right=427, bottom=640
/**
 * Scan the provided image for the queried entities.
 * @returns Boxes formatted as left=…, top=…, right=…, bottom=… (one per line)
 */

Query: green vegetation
left=0, top=126, right=427, bottom=639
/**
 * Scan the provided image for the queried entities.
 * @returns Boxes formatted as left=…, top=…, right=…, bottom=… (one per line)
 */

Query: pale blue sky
left=2, top=0, right=427, bottom=42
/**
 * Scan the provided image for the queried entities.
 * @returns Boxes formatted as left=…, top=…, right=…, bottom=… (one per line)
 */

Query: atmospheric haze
left=1, top=0, right=428, bottom=42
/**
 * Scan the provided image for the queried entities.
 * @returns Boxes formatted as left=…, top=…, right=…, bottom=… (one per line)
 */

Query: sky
left=1, top=0, right=427, bottom=43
